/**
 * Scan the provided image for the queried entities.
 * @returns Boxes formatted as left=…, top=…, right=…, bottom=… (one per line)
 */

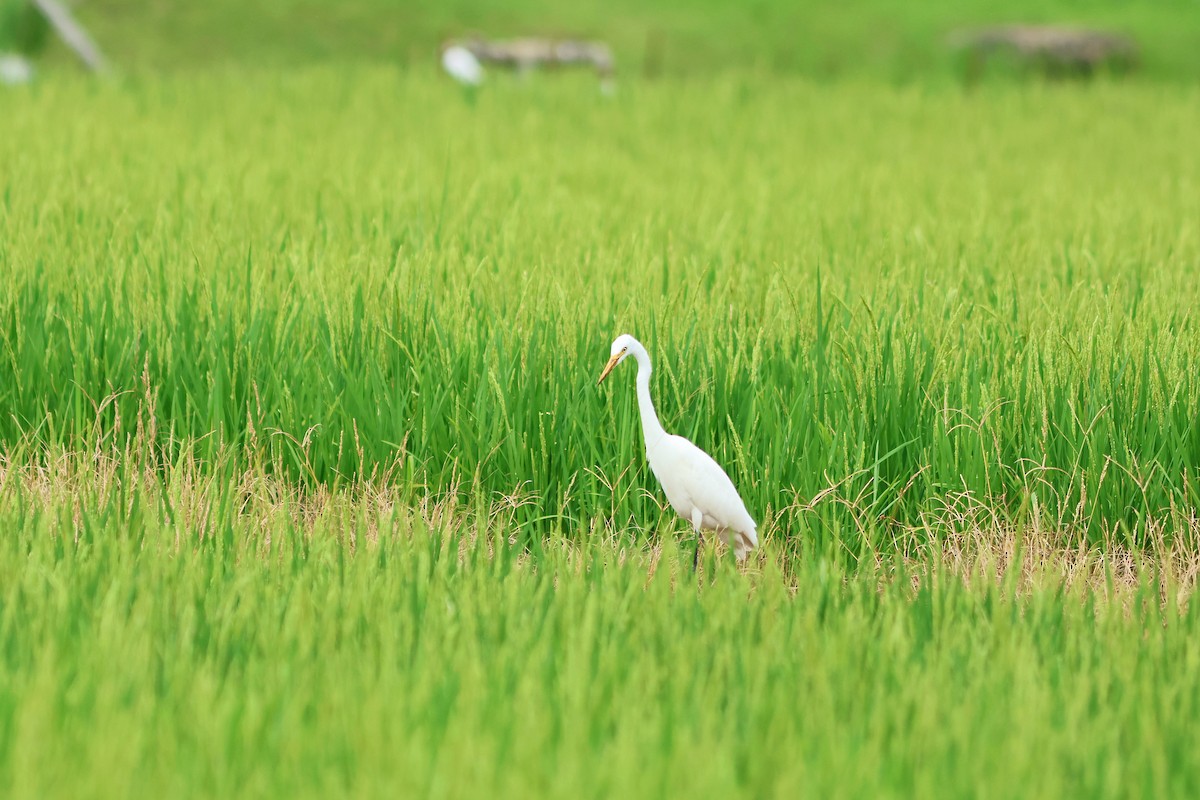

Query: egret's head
left=597, top=334, right=636, bottom=384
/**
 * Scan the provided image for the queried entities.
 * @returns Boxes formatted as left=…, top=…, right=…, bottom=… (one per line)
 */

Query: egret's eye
left=621, top=347, right=627, bottom=354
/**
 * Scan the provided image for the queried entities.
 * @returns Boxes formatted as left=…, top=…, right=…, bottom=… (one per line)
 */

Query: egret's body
left=598, top=334, right=757, bottom=564
left=441, top=45, right=485, bottom=85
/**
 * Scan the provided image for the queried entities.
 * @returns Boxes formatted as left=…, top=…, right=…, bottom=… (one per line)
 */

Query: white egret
left=598, top=334, right=758, bottom=568
left=441, top=45, right=484, bottom=86
left=0, top=54, right=34, bottom=86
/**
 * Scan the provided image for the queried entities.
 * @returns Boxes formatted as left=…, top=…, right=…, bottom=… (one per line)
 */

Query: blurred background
left=2, top=0, right=1198, bottom=83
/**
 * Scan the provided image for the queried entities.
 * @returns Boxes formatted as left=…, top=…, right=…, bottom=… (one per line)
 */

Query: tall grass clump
left=2, top=73, right=1199, bottom=559
left=0, top=457, right=1198, bottom=798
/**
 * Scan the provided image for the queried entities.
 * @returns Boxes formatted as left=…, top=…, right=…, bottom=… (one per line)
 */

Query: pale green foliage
left=0, top=467, right=1197, bottom=798
left=2, top=70, right=1200, bottom=797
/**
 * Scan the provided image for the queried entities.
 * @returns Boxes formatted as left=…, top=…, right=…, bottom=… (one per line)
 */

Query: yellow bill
left=597, top=354, right=621, bottom=384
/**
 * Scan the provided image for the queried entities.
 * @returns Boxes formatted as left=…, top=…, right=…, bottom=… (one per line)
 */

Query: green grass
left=1, top=468, right=1198, bottom=799
left=3, top=71, right=1200, bottom=554
left=25, top=0, right=1200, bottom=81
left=3, top=66, right=1200, bottom=796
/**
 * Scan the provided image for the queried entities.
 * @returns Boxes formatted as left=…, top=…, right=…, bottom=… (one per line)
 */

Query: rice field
left=2, top=68, right=1200, bottom=797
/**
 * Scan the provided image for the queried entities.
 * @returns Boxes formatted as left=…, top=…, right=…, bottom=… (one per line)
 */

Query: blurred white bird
left=0, top=54, right=34, bottom=86
left=441, top=45, right=484, bottom=86
left=598, top=334, right=758, bottom=568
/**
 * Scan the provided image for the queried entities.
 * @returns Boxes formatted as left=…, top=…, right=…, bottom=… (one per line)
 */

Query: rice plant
left=2, top=68, right=1199, bottom=797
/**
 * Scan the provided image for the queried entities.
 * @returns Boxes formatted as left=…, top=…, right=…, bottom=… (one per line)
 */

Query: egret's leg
left=691, top=507, right=704, bottom=572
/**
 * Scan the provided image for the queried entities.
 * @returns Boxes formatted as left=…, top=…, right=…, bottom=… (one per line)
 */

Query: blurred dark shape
left=443, top=35, right=614, bottom=88
left=641, top=29, right=666, bottom=79
left=0, top=0, right=50, bottom=55
left=950, top=25, right=1139, bottom=80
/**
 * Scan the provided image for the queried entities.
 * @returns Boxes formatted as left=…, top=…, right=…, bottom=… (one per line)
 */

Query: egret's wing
left=668, top=435, right=757, bottom=536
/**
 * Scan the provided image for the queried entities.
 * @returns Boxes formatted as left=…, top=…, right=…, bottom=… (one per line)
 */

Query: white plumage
left=441, top=45, right=484, bottom=86
left=0, top=54, right=35, bottom=86
left=598, top=334, right=758, bottom=566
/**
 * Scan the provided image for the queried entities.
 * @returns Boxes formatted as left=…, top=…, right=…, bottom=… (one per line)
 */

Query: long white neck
left=629, top=341, right=667, bottom=450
